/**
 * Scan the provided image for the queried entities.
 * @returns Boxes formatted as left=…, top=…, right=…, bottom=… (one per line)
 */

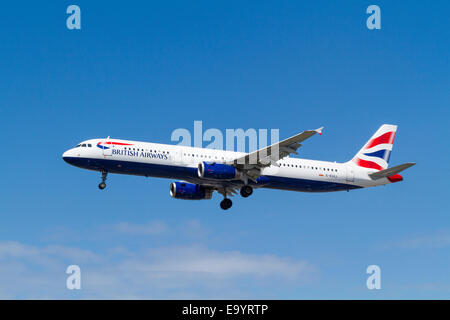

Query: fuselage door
left=172, top=147, right=183, bottom=165
left=103, top=137, right=112, bottom=156
left=346, top=167, right=354, bottom=182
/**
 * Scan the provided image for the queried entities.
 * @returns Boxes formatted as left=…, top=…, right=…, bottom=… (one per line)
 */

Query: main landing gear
left=98, top=171, right=107, bottom=190
left=240, top=185, right=253, bottom=198
left=219, top=185, right=253, bottom=210
left=220, top=198, right=232, bottom=210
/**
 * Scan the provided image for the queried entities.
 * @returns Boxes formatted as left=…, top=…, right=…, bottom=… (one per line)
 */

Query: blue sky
left=0, top=1, right=449, bottom=298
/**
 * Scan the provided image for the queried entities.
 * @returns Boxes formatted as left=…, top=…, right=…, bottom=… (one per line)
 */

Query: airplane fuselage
left=62, top=125, right=413, bottom=210
left=62, top=138, right=390, bottom=194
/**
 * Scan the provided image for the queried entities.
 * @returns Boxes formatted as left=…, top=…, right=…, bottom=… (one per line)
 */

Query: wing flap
left=228, top=127, right=323, bottom=168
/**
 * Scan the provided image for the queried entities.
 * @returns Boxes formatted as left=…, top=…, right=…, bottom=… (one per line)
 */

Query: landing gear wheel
left=99, top=171, right=108, bottom=190
left=240, top=185, right=253, bottom=198
left=220, top=198, right=232, bottom=210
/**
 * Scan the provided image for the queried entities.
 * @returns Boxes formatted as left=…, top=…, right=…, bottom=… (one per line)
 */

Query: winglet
left=315, top=127, right=324, bottom=135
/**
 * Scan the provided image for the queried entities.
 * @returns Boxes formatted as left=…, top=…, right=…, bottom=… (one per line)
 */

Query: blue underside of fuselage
left=63, top=157, right=361, bottom=193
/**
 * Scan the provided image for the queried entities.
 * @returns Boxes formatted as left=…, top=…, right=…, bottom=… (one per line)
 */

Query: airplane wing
left=226, top=127, right=324, bottom=182
left=368, top=162, right=416, bottom=180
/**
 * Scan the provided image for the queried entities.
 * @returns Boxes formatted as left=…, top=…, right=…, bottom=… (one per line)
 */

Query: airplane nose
left=62, top=150, right=72, bottom=163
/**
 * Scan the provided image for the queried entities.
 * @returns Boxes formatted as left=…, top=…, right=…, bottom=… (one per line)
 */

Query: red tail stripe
left=354, top=158, right=384, bottom=171
left=365, top=131, right=395, bottom=149
left=387, top=174, right=403, bottom=183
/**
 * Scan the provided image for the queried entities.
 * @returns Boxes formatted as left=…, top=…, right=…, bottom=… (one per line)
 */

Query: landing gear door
left=103, top=137, right=112, bottom=156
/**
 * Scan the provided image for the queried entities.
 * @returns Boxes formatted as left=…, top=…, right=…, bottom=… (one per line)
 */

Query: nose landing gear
left=98, top=171, right=107, bottom=190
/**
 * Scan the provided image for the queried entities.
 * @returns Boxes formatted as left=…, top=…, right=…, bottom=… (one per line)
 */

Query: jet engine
left=169, top=181, right=213, bottom=200
left=197, top=162, right=238, bottom=180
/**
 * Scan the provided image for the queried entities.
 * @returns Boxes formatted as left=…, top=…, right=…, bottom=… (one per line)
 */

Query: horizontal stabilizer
left=369, top=162, right=416, bottom=180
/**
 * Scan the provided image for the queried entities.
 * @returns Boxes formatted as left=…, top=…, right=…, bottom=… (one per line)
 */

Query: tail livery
left=352, top=124, right=397, bottom=171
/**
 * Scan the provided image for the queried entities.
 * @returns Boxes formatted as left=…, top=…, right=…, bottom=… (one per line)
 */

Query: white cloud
left=135, top=246, right=310, bottom=279
left=0, top=241, right=40, bottom=258
left=0, top=241, right=316, bottom=299
left=106, top=221, right=168, bottom=236
left=387, top=230, right=450, bottom=249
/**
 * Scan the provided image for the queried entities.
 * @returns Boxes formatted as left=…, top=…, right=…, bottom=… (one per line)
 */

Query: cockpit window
left=88, top=144, right=92, bottom=147
left=81, top=144, right=87, bottom=147
left=75, top=144, right=81, bottom=148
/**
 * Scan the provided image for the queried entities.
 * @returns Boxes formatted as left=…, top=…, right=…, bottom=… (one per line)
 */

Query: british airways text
left=112, top=149, right=169, bottom=160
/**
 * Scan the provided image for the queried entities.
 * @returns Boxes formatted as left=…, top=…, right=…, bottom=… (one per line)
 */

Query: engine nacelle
left=198, top=162, right=238, bottom=180
left=170, top=181, right=213, bottom=200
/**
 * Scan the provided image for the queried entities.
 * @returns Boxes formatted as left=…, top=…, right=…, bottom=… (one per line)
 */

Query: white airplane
left=62, top=124, right=415, bottom=210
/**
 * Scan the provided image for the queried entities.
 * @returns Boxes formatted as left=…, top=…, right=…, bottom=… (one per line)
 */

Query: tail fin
left=350, top=124, right=397, bottom=171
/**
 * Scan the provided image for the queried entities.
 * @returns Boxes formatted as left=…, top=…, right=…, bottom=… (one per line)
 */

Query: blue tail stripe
left=363, top=149, right=391, bottom=162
